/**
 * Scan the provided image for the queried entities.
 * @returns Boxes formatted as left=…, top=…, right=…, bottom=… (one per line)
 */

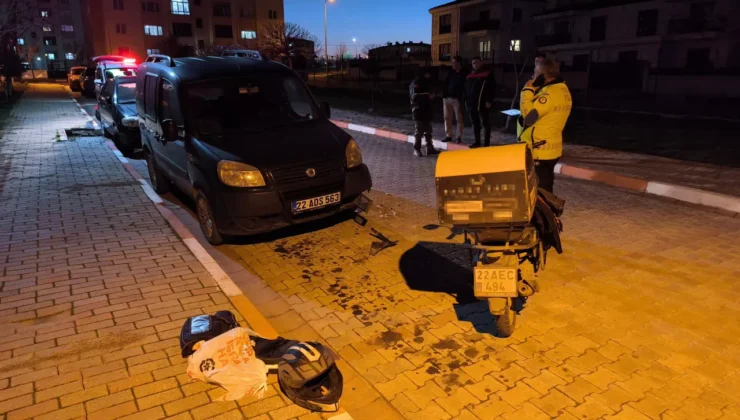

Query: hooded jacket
left=518, top=77, right=572, bottom=160
left=410, top=76, right=433, bottom=121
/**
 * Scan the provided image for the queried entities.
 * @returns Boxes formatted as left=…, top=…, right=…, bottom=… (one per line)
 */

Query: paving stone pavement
left=218, top=131, right=740, bottom=419
left=0, top=85, right=329, bottom=420
left=331, top=108, right=740, bottom=198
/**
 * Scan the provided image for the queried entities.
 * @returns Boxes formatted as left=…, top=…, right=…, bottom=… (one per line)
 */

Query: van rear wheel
left=196, top=191, right=225, bottom=245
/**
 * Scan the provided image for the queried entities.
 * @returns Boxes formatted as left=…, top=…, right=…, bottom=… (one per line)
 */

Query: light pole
left=324, top=0, right=335, bottom=78
left=352, top=37, right=357, bottom=58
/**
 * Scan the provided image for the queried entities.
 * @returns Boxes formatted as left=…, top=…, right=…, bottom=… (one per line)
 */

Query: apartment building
left=81, top=0, right=284, bottom=60
left=429, top=0, right=544, bottom=66
left=16, top=0, right=88, bottom=71
left=368, top=42, right=431, bottom=64
left=534, top=0, right=737, bottom=71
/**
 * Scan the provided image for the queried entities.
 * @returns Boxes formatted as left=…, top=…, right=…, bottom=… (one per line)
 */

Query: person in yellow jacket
left=518, top=58, right=572, bottom=193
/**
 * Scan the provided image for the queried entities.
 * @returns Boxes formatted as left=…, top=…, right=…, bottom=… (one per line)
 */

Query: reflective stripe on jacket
left=518, top=79, right=572, bottom=160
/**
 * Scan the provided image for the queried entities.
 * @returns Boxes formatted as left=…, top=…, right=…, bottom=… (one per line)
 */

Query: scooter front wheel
left=490, top=300, right=516, bottom=337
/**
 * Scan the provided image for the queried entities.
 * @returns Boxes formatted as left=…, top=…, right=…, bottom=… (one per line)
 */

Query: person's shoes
left=470, top=142, right=481, bottom=149
left=426, top=148, right=440, bottom=156
left=456, top=137, right=462, bottom=144
left=442, top=137, right=452, bottom=143
left=413, top=149, right=423, bottom=157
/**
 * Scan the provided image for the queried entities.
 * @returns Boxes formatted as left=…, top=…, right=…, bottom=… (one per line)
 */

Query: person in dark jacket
left=465, top=56, right=496, bottom=148
left=442, top=55, right=467, bottom=144
left=409, top=68, right=440, bottom=157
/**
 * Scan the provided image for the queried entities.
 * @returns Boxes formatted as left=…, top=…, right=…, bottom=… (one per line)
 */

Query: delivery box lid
left=435, top=143, right=528, bottom=179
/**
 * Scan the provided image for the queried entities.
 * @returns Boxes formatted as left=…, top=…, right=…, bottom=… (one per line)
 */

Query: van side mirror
left=321, top=102, right=331, bottom=119
left=161, top=119, right=177, bottom=142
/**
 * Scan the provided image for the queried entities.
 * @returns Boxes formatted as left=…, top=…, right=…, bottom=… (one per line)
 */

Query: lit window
left=41, top=10, right=49, bottom=17
left=43, top=25, right=52, bottom=32
left=47, top=53, right=56, bottom=60
left=171, top=0, right=190, bottom=15
left=144, top=25, right=163, bottom=36
left=147, top=48, right=160, bottom=55
left=406, top=47, right=411, bottom=52
left=17, top=38, right=24, bottom=45
left=61, top=25, right=74, bottom=32
left=510, top=39, right=521, bottom=52
left=240, top=30, right=256, bottom=39
left=65, top=53, right=75, bottom=60
left=479, top=41, right=490, bottom=59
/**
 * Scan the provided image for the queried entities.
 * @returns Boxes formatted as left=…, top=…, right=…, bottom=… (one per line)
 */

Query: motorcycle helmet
left=278, top=342, right=343, bottom=412
left=180, top=310, right=239, bottom=358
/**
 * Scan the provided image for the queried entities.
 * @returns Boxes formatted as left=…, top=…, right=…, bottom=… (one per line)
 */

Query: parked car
left=68, top=66, right=86, bottom=91
left=137, top=54, right=372, bottom=244
left=81, top=67, right=97, bottom=98
left=97, top=76, right=140, bottom=154
left=94, top=61, right=138, bottom=98
left=221, top=49, right=262, bottom=59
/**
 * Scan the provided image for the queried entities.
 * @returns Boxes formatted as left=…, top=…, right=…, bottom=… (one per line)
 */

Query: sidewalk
left=331, top=108, right=740, bottom=213
left=0, top=85, right=301, bottom=419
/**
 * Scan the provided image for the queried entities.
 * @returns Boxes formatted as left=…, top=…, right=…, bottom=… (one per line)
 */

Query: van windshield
left=184, top=74, right=317, bottom=135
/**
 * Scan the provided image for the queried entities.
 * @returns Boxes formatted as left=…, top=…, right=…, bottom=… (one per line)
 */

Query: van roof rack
left=145, top=54, right=175, bottom=67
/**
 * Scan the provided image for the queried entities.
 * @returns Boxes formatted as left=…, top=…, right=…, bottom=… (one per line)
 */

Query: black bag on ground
left=180, top=310, right=239, bottom=358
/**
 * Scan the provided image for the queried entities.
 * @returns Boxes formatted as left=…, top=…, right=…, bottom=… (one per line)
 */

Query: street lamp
left=324, top=0, right=335, bottom=78
left=352, top=37, right=357, bottom=58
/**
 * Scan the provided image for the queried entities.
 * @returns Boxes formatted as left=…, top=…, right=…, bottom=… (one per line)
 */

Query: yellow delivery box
left=435, top=143, right=537, bottom=227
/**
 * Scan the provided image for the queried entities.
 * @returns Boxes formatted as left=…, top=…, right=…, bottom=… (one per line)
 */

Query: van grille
left=270, top=158, right=344, bottom=186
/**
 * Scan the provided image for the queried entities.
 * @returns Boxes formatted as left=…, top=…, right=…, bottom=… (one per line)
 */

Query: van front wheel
left=196, top=191, right=225, bottom=246
left=146, top=152, right=169, bottom=194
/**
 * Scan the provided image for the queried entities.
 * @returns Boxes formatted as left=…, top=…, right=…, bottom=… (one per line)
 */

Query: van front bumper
left=215, top=164, right=372, bottom=236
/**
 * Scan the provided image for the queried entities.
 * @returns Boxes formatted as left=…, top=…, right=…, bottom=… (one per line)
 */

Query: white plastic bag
left=186, top=327, right=268, bottom=401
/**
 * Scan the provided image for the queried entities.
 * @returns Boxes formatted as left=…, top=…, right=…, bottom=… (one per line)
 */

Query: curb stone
left=332, top=119, right=740, bottom=215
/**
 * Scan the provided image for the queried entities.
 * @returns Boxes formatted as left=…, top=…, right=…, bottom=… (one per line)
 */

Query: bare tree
left=336, top=43, right=348, bottom=60
left=362, top=43, right=380, bottom=57
left=16, top=45, right=38, bottom=77
left=258, top=21, right=321, bottom=68
left=0, top=0, right=51, bottom=40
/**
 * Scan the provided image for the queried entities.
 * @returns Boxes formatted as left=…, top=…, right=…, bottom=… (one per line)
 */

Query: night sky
left=284, top=0, right=443, bottom=55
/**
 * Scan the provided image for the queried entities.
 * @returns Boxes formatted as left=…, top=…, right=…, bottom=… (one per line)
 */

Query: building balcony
left=668, top=18, right=722, bottom=35
left=462, top=19, right=500, bottom=33
left=535, top=32, right=572, bottom=47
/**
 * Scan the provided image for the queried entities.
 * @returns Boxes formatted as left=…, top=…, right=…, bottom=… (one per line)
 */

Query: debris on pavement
left=369, top=227, right=398, bottom=256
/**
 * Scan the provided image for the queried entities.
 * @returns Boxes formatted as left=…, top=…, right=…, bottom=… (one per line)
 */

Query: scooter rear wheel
left=493, top=302, right=516, bottom=338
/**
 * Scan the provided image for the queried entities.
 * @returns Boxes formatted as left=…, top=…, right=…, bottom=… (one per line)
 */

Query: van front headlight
left=217, top=161, right=266, bottom=187
left=345, top=139, right=363, bottom=169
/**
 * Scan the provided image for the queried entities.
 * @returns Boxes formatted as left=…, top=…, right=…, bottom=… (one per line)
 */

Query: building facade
left=15, top=0, right=88, bottom=71
left=429, top=0, right=544, bottom=66
left=81, top=0, right=284, bottom=60
left=368, top=42, right=431, bottom=65
left=534, top=0, right=737, bottom=72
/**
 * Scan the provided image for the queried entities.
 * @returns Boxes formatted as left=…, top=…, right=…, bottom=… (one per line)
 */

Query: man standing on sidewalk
left=442, top=56, right=467, bottom=144
left=519, top=58, right=572, bottom=193
left=409, top=68, right=440, bottom=157
left=464, top=56, right=497, bottom=148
